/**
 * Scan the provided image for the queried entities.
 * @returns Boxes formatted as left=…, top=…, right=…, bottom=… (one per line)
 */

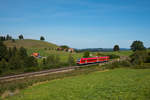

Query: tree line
left=130, top=40, right=150, bottom=66
left=0, top=39, right=75, bottom=75
left=0, top=34, right=149, bottom=75
left=0, top=41, right=38, bottom=74
left=0, top=34, right=45, bottom=41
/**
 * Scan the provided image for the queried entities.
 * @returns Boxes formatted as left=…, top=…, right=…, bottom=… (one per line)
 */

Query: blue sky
left=0, top=0, right=150, bottom=48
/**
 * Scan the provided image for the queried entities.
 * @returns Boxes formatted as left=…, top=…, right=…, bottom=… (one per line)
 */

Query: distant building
left=57, top=48, right=63, bottom=51
left=31, top=53, right=42, bottom=58
left=68, top=48, right=74, bottom=53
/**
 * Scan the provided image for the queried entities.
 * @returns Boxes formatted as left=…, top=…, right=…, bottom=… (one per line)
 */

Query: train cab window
left=77, top=59, right=80, bottom=62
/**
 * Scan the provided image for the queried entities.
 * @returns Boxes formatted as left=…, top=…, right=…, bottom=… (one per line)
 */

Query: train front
left=76, top=58, right=81, bottom=65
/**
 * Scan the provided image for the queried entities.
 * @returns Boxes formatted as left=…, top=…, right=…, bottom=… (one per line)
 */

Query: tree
left=68, top=54, right=75, bottom=66
left=40, top=36, right=45, bottom=41
left=113, top=45, right=120, bottom=51
left=12, top=46, right=17, bottom=56
left=83, top=51, right=90, bottom=58
left=0, top=59, right=8, bottom=74
left=12, top=39, right=15, bottom=42
left=18, top=34, right=24, bottom=40
left=60, top=45, right=69, bottom=49
left=6, top=34, right=12, bottom=40
left=96, top=52, right=101, bottom=57
left=45, top=54, right=60, bottom=68
left=18, top=47, right=28, bottom=59
left=130, top=50, right=147, bottom=65
left=0, top=36, right=6, bottom=41
left=5, top=47, right=12, bottom=60
left=46, top=55, right=55, bottom=65
left=42, top=58, right=46, bottom=65
left=24, top=56, right=38, bottom=68
left=130, top=40, right=145, bottom=52
left=0, top=41, right=7, bottom=61
left=9, top=55, right=23, bottom=70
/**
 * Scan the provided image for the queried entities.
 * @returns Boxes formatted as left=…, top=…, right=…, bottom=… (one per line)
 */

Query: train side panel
left=77, top=56, right=109, bottom=65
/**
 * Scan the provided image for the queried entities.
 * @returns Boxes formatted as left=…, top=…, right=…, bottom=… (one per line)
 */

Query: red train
left=77, top=56, right=109, bottom=65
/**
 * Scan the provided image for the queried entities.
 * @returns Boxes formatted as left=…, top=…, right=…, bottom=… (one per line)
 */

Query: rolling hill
left=4, top=39, right=59, bottom=48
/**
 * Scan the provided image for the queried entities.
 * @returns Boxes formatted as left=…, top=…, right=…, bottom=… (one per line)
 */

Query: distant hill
left=4, top=39, right=59, bottom=48
left=76, top=48, right=130, bottom=52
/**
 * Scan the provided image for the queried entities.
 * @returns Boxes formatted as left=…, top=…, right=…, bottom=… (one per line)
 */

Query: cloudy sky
left=0, top=0, right=150, bottom=48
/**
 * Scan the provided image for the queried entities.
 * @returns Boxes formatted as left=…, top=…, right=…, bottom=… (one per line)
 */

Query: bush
left=0, top=59, right=9, bottom=74
left=68, top=54, right=75, bottom=66
left=83, top=51, right=90, bottom=58
left=130, top=50, right=147, bottom=65
left=107, top=54, right=120, bottom=59
left=145, top=56, right=150, bottom=63
left=43, top=54, right=61, bottom=69
left=103, top=61, right=131, bottom=69
left=119, top=61, right=131, bottom=67
left=24, top=56, right=38, bottom=68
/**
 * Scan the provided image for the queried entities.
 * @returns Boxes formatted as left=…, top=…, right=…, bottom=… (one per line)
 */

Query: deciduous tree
left=113, top=45, right=120, bottom=51
left=18, top=34, right=24, bottom=40
left=83, top=51, right=90, bottom=58
left=131, top=40, right=145, bottom=52
left=0, top=41, right=7, bottom=61
left=40, top=36, right=45, bottom=41
left=68, top=54, right=75, bottom=66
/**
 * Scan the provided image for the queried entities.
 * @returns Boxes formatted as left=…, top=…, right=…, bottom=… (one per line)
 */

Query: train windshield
left=77, top=59, right=80, bottom=62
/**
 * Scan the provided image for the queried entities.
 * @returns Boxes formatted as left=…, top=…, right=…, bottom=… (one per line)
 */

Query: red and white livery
left=77, top=56, right=109, bottom=65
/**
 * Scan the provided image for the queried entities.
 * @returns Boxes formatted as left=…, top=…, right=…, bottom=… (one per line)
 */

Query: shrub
left=103, top=61, right=131, bottom=69
left=107, top=54, right=120, bottom=59
left=119, top=61, right=131, bottom=67
left=68, top=54, right=75, bottom=66
left=145, top=56, right=150, bottom=63
left=130, top=50, right=147, bottom=65
left=44, top=54, right=61, bottom=68
left=83, top=51, right=90, bottom=58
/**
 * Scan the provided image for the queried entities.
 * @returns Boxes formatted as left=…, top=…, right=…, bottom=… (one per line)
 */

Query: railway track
left=0, top=57, right=128, bottom=82
left=0, top=66, right=77, bottom=82
left=0, top=64, right=98, bottom=82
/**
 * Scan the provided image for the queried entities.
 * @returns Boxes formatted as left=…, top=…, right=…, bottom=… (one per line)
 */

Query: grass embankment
left=0, top=65, right=99, bottom=98
left=3, top=68, right=150, bottom=100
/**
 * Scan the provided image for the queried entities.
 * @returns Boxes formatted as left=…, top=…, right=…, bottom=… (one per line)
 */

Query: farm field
left=27, top=48, right=133, bottom=63
left=4, top=39, right=133, bottom=63
left=91, top=50, right=133, bottom=57
left=5, top=68, right=150, bottom=100
left=27, top=48, right=83, bottom=62
left=102, top=50, right=133, bottom=56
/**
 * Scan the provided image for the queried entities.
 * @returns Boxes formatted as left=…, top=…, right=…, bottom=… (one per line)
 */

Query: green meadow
left=27, top=48, right=133, bottom=63
left=102, top=50, right=133, bottom=56
left=5, top=68, right=150, bottom=100
left=27, top=48, right=83, bottom=62
left=4, top=39, right=133, bottom=63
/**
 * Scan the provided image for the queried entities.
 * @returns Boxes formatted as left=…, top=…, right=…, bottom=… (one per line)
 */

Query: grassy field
left=5, top=68, right=150, bottom=100
left=27, top=49, right=133, bottom=63
left=91, top=50, right=133, bottom=57
left=103, top=50, right=133, bottom=56
left=4, top=39, right=133, bottom=62
left=27, top=48, right=83, bottom=62
left=4, top=39, right=58, bottom=48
